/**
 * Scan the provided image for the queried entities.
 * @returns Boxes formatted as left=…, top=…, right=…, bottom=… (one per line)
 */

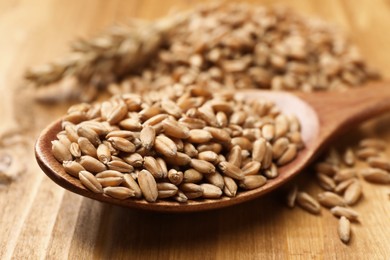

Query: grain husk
left=79, top=155, right=107, bottom=173
left=218, top=161, right=245, bottom=180
left=231, top=137, right=252, bottom=150
left=360, top=168, right=390, bottom=184
left=63, top=160, right=85, bottom=178
left=356, top=147, right=379, bottom=160
left=317, top=192, right=346, bottom=207
left=228, top=145, right=242, bottom=168
left=157, top=182, right=178, bottom=198
left=264, top=163, right=278, bottom=179
left=57, top=134, right=72, bottom=149
left=190, top=159, right=215, bottom=175
left=106, top=130, right=135, bottom=139
left=104, top=186, right=135, bottom=200
left=163, top=152, right=191, bottom=166
left=275, top=115, right=289, bottom=139
left=343, top=181, right=362, bottom=205
left=52, top=140, right=72, bottom=162
left=367, top=157, right=390, bottom=171
left=330, top=206, right=360, bottom=221
left=272, top=137, right=289, bottom=159
left=252, top=138, right=267, bottom=162
left=315, top=162, right=338, bottom=176
left=261, top=142, right=273, bottom=169
left=183, top=143, right=198, bottom=157
left=162, top=119, right=190, bottom=139
left=140, top=125, right=156, bottom=150
left=173, top=191, right=188, bottom=203
left=69, top=142, right=81, bottom=158
left=178, top=117, right=206, bottom=129
left=183, top=169, right=203, bottom=183
left=317, top=172, right=336, bottom=191
left=296, top=192, right=321, bottom=214
left=119, top=118, right=142, bottom=131
left=338, top=216, right=351, bottom=244
left=201, top=170, right=223, bottom=189
left=106, top=160, right=133, bottom=173
left=143, top=114, right=169, bottom=127
left=143, top=156, right=164, bottom=178
left=122, top=153, right=143, bottom=167
left=187, top=129, right=213, bottom=143
left=197, top=143, right=222, bottom=153
left=333, top=169, right=356, bottom=183
left=198, top=151, right=219, bottom=164
left=262, top=124, right=275, bottom=141
left=107, top=102, right=128, bottom=124
left=79, top=170, right=103, bottom=193
left=168, top=169, right=184, bottom=185
left=277, top=144, right=297, bottom=166
left=343, top=148, right=355, bottom=166
left=77, top=126, right=101, bottom=146
left=239, top=175, right=267, bottom=190
left=156, top=157, right=168, bottom=178
left=204, top=127, right=231, bottom=143
left=241, top=161, right=261, bottom=176
left=95, top=170, right=123, bottom=178
left=179, top=183, right=203, bottom=199
left=359, top=138, right=387, bottom=150
left=286, top=185, right=298, bottom=208
left=78, top=137, right=97, bottom=157
left=154, top=135, right=177, bottom=157
left=200, top=183, right=222, bottom=199
left=138, top=169, right=158, bottom=202
left=161, top=99, right=182, bottom=118
left=122, top=174, right=142, bottom=198
left=223, top=176, right=237, bottom=197
left=334, top=179, right=357, bottom=194
left=97, top=176, right=124, bottom=187
left=97, top=143, right=111, bottom=164
left=108, top=137, right=136, bottom=153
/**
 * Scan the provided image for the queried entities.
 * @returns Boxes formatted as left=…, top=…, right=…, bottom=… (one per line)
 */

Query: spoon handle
left=298, top=80, right=390, bottom=147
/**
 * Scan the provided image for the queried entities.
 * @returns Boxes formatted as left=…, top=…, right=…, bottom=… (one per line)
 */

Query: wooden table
left=1, top=0, right=390, bottom=259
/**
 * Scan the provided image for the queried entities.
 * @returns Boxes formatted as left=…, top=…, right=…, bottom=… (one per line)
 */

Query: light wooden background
left=1, top=0, right=390, bottom=259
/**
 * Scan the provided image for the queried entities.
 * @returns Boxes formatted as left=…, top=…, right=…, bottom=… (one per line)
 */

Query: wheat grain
left=138, top=169, right=158, bottom=202
left=52, top=140, right=72, bottom=162
left=317, top=192, right=346, bottom=208
left=79, top=170, right=103, bottom=193
left=338, top=216, right=351, bottom=244
left=296, top=192, right=321, bottom=214
left=104, top=186, right=135, bottom=200
left=343, top=181, right=362, bottom=205
left=97, top=143, right=111, bottom=164
left=53, top=85, right=304, bottom=203
left=330, top=206, right=360, bottom=221
left=63, top=161, right=85, bottom=178
left=122, top=174, right=142, bottom=198
left=200, top=183, right=223, bottom=199
left=78, top=137, right=97, bottom=157
left=360, top=168, right=390, bottom=184
left=239, top=175, right=267, bottom=190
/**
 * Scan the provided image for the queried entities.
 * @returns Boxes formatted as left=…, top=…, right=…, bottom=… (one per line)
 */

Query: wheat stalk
left=25, top=13, right=189, bottom=102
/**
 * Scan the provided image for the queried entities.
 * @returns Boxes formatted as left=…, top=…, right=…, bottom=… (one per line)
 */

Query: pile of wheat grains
left=26, top=3, right=380, bottom=102
left=52, top=85, right=303, bottom=202
left=287, top=139, right=390, bottom=244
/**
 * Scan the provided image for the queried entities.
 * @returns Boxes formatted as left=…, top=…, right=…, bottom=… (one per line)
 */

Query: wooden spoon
left=35, top=81, right=390, bottom=212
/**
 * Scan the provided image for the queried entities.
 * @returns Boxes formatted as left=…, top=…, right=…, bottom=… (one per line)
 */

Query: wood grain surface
left=1, top=0, right=390, bottom=259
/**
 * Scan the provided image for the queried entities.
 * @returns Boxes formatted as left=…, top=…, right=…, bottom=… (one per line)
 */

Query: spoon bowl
left=35, top=81, right=390, bottom=212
